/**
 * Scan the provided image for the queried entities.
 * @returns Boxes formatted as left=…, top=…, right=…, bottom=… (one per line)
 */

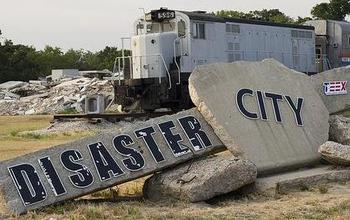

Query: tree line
left=216, top=0, right=350, bottom=23
left=0, top=39, right=130, bottom=83
left=1, top=0, right=349, bottom=83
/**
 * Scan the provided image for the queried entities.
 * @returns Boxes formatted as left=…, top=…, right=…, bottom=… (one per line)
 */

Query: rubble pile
left=0, top=77, right=113, bottom=115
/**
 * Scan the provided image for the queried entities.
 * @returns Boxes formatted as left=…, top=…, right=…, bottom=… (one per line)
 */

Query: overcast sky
left=0, top=0, right=327, bottom=52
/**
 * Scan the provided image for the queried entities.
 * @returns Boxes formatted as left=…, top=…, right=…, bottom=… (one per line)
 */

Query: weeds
left=57, top=108, right=79, bottom=115
left=318, top=185, right=329, bottom=194
left=10, top=130, right=19, bottom=137
left=83, top=205, right=106, bottom=220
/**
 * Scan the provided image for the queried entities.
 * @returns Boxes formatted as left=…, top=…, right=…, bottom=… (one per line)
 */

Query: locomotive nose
left=131, top=32, right=177, bottom=80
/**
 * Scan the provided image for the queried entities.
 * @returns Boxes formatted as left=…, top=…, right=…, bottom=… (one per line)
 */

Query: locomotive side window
left=316, top=48, right=322, bottom=59
left=178, top=20, right=186, bottom=37
left=193, top=22, right=205, bottom=39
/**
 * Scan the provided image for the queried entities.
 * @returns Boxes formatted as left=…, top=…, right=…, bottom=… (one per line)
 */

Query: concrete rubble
left=0, top=81, right=28, bottom=90
left=329, top=115, right=350, bottom=145
left=319, top=141, right=350, bottom=166
left=0, top=77, right=113, bottom=115
left=242, top=166, right=350, bottom=196
left=143, top=154, right=257, bottom=202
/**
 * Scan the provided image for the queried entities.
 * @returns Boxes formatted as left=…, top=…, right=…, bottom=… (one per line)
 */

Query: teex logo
left=236, top=88, right=304, bottom=126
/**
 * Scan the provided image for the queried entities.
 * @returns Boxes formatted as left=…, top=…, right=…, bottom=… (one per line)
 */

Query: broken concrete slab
left=0, top=92, right=20, bottom=101
left=0, top=81, right=28, bottom=91
left=0, top=108, right=225, bottom=214
left=244, top=166, right=350, bottom=196
left=189, top=59, right=329, bottom=175
left=143, top=154, right=257, bottom=202
left=24, top=109, right=35, bottom=115
left=319, top=141, right=350, bottom=166
left=311, top=66, right=350, bottom=114
left=329, top=115, right=350, bottom=145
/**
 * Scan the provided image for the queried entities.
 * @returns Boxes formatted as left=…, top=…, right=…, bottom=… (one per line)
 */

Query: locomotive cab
left=115, top=8, right=192, bottom=112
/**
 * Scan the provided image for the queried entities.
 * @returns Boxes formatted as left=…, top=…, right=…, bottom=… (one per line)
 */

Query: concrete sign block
left=189, top=59, right=329, bottom=175
left=0, top=108, right=225, bottom=214
left=311, top=66, right=350, bottom=114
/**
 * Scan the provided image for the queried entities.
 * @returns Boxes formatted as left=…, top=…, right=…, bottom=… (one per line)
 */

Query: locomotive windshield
left=136, top=21, right=176, bottom=35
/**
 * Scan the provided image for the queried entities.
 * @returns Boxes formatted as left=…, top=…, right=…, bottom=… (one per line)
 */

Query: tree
left=216, top=9, right=295, bottom=24
left=0, top=33, right=131, bottom=83
left=295, top=16, right=313, bottom=24
left=216, top=10, right=251, bottom=19
left=311, top=0, right=350, bottom=20
left=249, top=9, right=294, bottom=23
left=0, top=40, right=40, bottom=82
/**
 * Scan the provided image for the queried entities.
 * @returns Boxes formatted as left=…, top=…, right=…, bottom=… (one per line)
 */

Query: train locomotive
left=113, top=8, right=350, bottom=112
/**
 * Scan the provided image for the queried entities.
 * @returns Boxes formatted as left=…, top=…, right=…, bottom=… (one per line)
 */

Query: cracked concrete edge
left=238, top=166, right=350, bottom=197
left=188, top=73, right=243, bottom=156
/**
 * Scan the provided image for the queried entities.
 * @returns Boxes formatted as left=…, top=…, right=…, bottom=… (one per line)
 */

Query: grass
left=0, top=116, right=350, bottom=219
left=0, top=115, right=88, bottom=161
left=57, top=108, right=79, bottom=115
left=0, top=115, right=52, bottom=136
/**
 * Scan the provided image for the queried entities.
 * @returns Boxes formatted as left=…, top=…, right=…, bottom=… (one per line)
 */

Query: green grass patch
left=57, top=108, right=79, bottom=115
left=0, top=115, right=52, bottom=136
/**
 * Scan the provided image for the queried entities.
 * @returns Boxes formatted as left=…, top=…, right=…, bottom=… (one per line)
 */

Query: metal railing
left=113, top=54, right=172, bottom=89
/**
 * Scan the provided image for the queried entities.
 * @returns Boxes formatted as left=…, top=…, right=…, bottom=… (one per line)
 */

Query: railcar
left=306, top=20, right=350, bottom=72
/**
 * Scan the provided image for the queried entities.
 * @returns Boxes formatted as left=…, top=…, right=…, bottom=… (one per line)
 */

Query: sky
left=0, top=0, right=328, bottom=52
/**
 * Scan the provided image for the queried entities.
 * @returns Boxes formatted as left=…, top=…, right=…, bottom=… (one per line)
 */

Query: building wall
left=51, top=69, right=79, bottom=81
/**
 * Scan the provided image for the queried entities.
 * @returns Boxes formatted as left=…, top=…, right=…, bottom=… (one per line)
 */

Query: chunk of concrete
left=24, top=109, right=35, bottom=115
left=319, top=141, right=350, bottom=166
left=143, top=155, right=257, bottom=202
left=0, top=108, right=225, bottom=214
left=0, top=81, right=28, bottom=91
left=189, top=59, right=329, bottom=175
left=243, top=166, right=350, bottom=196
left=311, top=66, right=350, bottom=114
left=329, top=115, right=350, bottom=145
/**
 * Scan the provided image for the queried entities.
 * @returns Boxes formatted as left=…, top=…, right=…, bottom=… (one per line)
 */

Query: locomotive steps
left=2, top=59, right=350, bottom=214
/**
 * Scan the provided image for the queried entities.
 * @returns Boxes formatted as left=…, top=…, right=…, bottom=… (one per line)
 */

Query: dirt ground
left=0, top=116, right=349, bottom=220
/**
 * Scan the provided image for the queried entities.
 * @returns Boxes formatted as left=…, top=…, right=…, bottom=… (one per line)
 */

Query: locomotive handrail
left=158, top=54, right=172, bottom=89
left=115, top=54, right=172, bottom=89
left=173, top=37, right=181, bottom=85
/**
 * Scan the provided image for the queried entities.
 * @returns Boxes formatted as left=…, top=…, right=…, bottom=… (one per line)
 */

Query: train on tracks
left=113, top=8, right=350, bottom=112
